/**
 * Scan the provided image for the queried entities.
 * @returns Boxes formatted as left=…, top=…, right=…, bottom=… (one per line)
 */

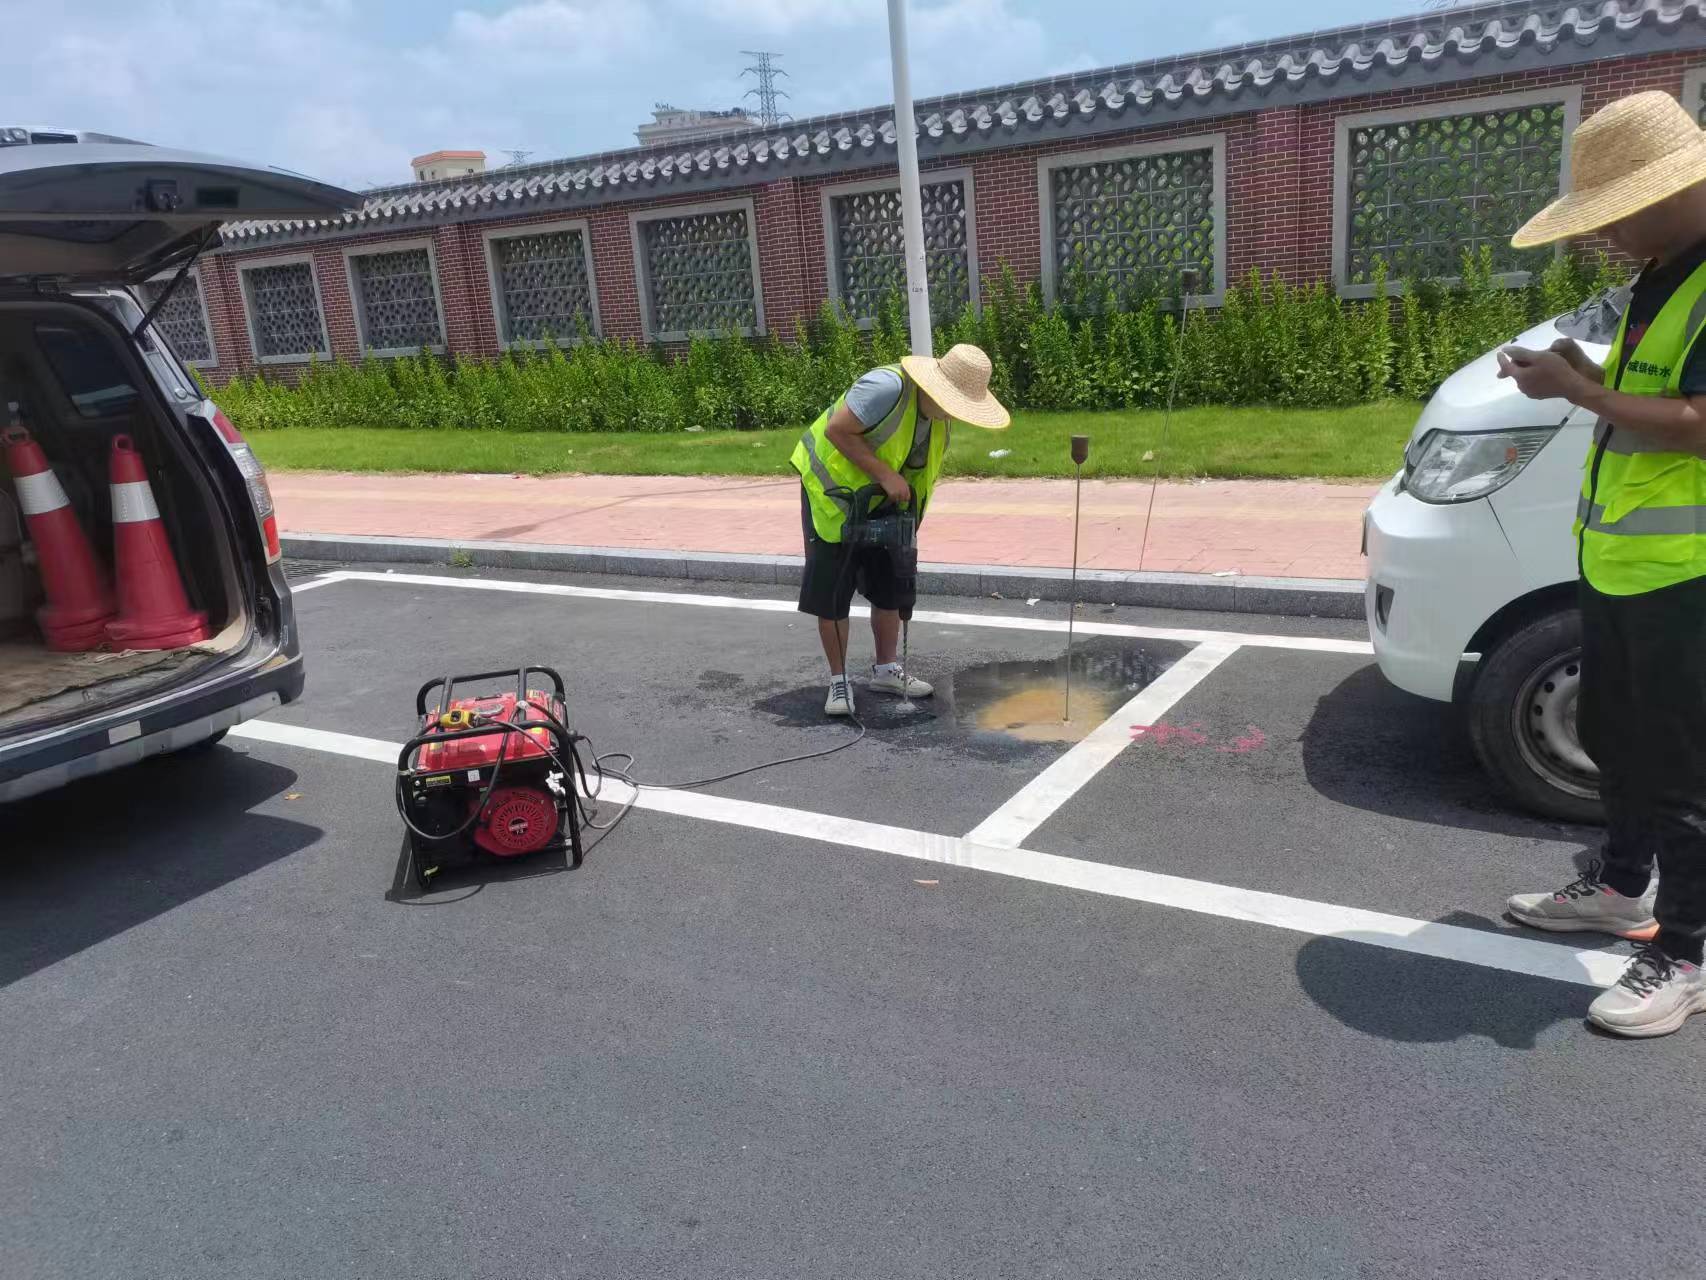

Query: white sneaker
left=824, top=675, right=855, bottom=717
left=869, top=663, right=933, bottom=698
left=1506, top=862, right=1657, bottom=939
left=1588, top=945, right=1706, bottom=1038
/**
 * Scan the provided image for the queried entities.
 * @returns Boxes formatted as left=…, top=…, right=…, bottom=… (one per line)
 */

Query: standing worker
left=1498, top=90, right=1706, bottom=1037
left=793, top=344, right=1010, bottom=717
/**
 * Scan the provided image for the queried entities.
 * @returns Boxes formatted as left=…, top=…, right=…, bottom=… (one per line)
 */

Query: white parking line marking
left=288, top=572, right=352, bottom=593
left=968, top=639, right=1242, bottom=848
left=231, top=718, right=398, bottom=763
left=302, top=570, right=1374, bottom=655
left=228, top=718, right=1623, bottom=990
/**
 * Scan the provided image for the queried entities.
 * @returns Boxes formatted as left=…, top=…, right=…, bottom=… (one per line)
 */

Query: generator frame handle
left=396, top=715, right=577, bottom=776
left=413, top=665, right=567, bottom=717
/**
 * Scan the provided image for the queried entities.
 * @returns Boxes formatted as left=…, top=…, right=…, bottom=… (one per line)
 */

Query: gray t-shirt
left=844, top=367, right=905, bottom=430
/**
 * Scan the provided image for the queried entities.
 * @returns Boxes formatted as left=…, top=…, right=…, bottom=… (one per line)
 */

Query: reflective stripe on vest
left=1595, top=416, right=1675, bottom=455
left=109, top=480, right=160, bottom=524
left=1578, top=494, right=1706, bottom=536
left=1578, top=257, right=1706, bottom=595
left=13, top=469, right=69, bottom=516
left=864, top=387, right=912, bottom=450
left=796, top=429, right=838, bottom=496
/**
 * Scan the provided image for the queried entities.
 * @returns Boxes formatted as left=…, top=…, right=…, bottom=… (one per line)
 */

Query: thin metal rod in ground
left=1065, top=459, right=1082, bottom=723
left=899, top=618, right=915, bottom=712
left=1137, top=286, right=1197, bottom=574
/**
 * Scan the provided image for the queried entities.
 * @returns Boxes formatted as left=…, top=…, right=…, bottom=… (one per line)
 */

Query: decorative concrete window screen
left=1686, top=67, right=1706, bottom=126
left=831, top=178, right=971, bottom=322
left=243, top=262, right=328, bottom=360
left=492, top=228, right=595, bottom=345
left=1048, top=147, right=1216, bottom=297
left=350, top=247, right=444, bottom=352
left=138, top=274, right=213, bottom=365
left=639, top=207, right=758, bottom=337
left=1343, top=101, right=1566, bottom=285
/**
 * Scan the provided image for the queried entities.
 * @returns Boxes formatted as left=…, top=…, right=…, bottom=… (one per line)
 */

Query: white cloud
left=1049, top=52, right=1103, bottom=77
left=1208, top=14, right=1253, bottom=45
left=0, top=0, right=667, bottom=190
left=911, top=0, right=1048, bottom=93
left=693, top=0, right=866, bottom=35
left=445, top=0, right=654, bottom=70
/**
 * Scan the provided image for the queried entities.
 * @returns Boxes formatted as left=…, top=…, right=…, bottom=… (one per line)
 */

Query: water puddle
left=947, top=646, right=1162, bottom=744
left=753, top=638, right=1167, bottom=757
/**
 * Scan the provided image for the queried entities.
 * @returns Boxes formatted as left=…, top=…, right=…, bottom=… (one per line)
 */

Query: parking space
left=1025, top=645, right=1599, bottom=933
left=6, top=562, right=1706, bottom=1279
left=272, top=569, right=1195, bottom=837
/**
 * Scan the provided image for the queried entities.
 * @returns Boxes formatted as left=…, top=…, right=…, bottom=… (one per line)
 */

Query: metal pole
left=1064, top=435, right=1089, bottom=723
left=1137, top=268, right=1200, bottom=574
left=886, top=0, right=933, bottom=357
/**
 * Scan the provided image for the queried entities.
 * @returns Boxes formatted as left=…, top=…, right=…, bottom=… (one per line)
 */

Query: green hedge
left=209, top=248, right=1622, bottom=434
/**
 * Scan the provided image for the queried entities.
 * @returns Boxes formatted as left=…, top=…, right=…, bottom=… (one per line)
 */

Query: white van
left=1362, top=287, right=1631, bottom=824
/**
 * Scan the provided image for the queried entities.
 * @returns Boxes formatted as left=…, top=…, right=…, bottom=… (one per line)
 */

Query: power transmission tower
left=740, top=50, right=791, bottom=128
left=502, top=149, right=533, bottom=167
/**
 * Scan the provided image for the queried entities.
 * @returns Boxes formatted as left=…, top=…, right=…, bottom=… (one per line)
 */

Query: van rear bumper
left=0, top=650, right=303, bottom=804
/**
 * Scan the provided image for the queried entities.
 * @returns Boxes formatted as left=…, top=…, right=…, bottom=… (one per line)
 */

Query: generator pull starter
left=397, top=666, right=587, bottom=893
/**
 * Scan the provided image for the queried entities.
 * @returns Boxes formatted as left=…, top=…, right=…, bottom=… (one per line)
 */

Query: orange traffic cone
left=104, top=435, right=210, bottom=651
left=2, top=421, right=115, bottom=651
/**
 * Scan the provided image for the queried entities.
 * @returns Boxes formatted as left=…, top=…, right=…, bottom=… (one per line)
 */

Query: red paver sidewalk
left=273, top=472, right=1376, bottom=580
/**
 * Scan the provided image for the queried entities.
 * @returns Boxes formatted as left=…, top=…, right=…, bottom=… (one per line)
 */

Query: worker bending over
left=1499, top=90, right=1706, bottom=1037
left=791, top=344, right=1009, bottom=717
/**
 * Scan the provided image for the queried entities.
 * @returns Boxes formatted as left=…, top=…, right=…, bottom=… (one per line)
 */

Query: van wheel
left=1467, top=608, right=1602, bottom=825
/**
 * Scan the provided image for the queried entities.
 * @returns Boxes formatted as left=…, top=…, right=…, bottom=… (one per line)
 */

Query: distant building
left=635, top=105, right=756, bottom=148
left=411, top=150, right=486, bottom=183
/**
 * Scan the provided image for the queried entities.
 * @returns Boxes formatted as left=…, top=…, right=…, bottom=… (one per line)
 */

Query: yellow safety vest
left=791, top=365, right=950, bottom=543
left=1577, top=258, right=1706, bottom=595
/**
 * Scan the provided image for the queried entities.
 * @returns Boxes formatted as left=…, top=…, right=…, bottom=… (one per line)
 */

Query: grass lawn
left=248, top=401, right=1417, bottom=481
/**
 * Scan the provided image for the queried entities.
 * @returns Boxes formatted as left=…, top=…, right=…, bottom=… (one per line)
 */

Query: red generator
left=397, top=667, right=585, bottom=892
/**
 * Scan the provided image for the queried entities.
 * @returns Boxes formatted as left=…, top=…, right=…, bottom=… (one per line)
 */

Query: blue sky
left=1, top=0, right=1451, bottom=190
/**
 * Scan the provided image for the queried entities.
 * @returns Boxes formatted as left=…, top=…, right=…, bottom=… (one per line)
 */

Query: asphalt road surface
left=4, top=564, right=1700, bottom=1280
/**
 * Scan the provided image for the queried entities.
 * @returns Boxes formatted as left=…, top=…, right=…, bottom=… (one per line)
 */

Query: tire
left=172, top=728, right=229, bottom=755
left=1467, top=607, right=1603, bottom=825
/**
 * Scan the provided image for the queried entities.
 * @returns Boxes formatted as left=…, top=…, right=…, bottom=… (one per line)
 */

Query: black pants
left=1580, top=576, right=1706, bottom=962
left=796, top=487, right=914, bottom=621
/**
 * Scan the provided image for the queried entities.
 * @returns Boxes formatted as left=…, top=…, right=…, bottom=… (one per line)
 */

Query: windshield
left=33, top=321, right=141, bottom=418
left=1555, top=283, right=1631, bottom=345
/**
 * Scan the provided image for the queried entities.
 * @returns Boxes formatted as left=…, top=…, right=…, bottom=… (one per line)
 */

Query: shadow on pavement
left=0, top=748, right=318, bottom=988
left=1300, top=664, right=1596, bottom=841
left=1294, top=911, right=1616, bottom=1049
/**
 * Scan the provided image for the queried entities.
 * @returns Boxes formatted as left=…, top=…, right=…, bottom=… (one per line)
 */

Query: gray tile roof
left=221, top=0, right=1706, bottom=251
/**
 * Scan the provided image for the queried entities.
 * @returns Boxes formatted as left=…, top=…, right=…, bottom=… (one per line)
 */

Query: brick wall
left=193, top=44, right=1705, bottom=384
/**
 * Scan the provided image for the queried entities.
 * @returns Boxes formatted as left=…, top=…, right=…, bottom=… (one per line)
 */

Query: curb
left=281, top=532, right=1366, bottom=620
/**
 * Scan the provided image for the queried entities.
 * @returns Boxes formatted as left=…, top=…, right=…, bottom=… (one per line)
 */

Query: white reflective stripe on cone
left=14, top=469, right=69, bottom=516
left=109, top=480, right=160, bottom=524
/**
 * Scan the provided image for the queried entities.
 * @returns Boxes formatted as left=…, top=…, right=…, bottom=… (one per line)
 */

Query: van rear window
left=34, top=324, right=140, bottom=418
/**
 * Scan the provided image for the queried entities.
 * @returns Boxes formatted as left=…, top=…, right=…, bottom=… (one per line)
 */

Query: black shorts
left=797, top=487, right=913, bottom=621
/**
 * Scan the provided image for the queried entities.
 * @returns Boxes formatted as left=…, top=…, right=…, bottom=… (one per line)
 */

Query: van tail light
left=204, top=401, right=280, bottom=563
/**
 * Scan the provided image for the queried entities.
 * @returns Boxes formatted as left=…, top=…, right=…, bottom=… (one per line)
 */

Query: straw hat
left=900, top=344, right=1010, bottom=429
left=1512, top=91, right=1706, bottom=248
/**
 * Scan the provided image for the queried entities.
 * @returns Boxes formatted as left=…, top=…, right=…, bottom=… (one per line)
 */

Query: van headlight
left=1405, top=429, right=1555, bottom=504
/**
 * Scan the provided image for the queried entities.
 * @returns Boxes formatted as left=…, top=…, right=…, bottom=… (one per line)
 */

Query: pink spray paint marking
left=1130, top=722, right=1267, bottom=753
left=1129, top=722, right=1210, bottom=747
left=1217, top=726, right=1266, bottom=755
